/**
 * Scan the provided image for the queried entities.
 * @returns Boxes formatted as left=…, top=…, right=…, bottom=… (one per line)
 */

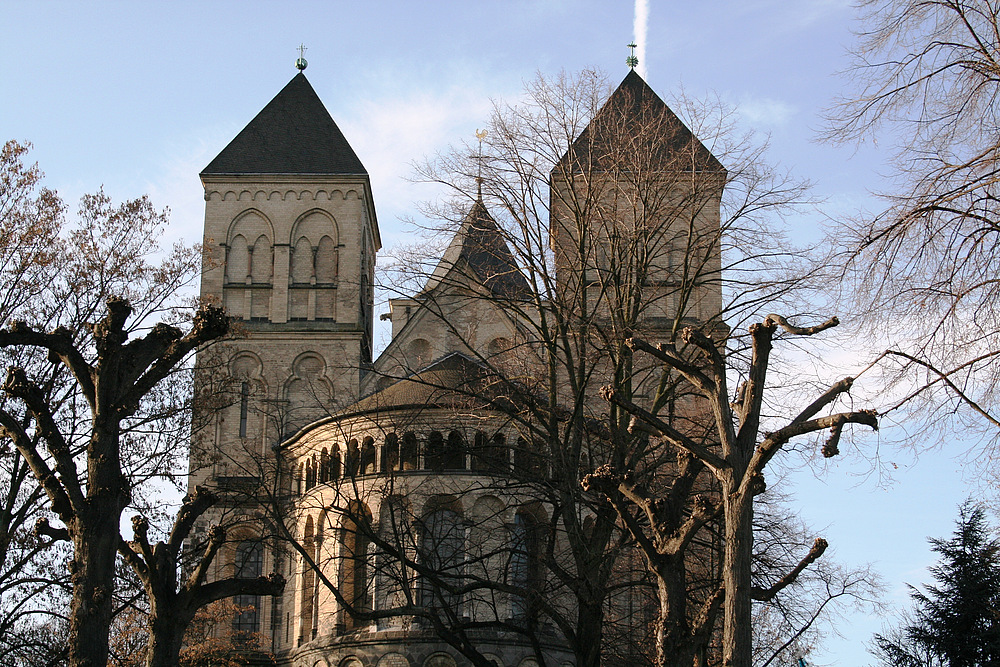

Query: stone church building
left=188, top=65, right=722, bottom=667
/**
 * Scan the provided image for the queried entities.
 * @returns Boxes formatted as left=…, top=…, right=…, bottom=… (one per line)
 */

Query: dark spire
left=421, top=200, right=530, bottom=300
left=202, top=73, right=367, bottom=176
left=554, top=69, right=724, bottom=174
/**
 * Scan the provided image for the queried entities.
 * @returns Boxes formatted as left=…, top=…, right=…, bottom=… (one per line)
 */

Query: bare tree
left=604, top=315, right=878, bottom=667
left=824, top=0, right=1000, bottom=446
left=0, top=163, right=288, bottom=666
left=377, top=69, right=826, bottom=667
left=118, top=487, right=284, bottom=667
left=0, top=140, right=68, bottom=665
left=0, top=294, right=229, bottom=667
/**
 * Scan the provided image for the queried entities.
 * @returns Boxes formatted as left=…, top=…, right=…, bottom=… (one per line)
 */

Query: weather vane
left=626, top=42, right=638, bottom=69
left=475, top=129, right=488, bottom=200
left=296, top=44, right=308, bottom=71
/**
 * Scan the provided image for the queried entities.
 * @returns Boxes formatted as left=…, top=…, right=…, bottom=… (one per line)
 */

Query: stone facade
left=188, top=69, right=723, bottom=667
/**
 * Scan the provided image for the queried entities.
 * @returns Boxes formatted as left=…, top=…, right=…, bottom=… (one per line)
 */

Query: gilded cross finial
left=296, top=44, right=308, bottom=71
left=626, top=42, right=639, bottom=70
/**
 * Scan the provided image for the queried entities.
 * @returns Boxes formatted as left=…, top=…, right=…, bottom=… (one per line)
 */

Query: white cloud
left=339, top=85, right=497, bottom=234
left=738, top=96, right=797, bottom=127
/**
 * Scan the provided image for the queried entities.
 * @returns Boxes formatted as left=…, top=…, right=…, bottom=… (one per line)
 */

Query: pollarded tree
left=872, top=501, right=1000, bottom=667
left=118, top=487, right=284, bottom=667
left=603, top=315, right=878, bottom=667
left=0, top=167, right=285, bottom=666
left=0, top=298, right=228, bottom=667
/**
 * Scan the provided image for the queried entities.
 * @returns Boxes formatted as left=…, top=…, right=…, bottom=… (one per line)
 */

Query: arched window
left=233, top=541, right=263, bottom=636
left=510, top=512, right=540, bottom=623
left=226, top=234, right=249, bottom=284
left=315, top=234, right=337, bottom=320
left=239, top=382, right=250, bottom=438
left=329, top=447, right=342, bottom=481
left=283, top=354, right=330, bottom=438
left=339, top=505, right=373, bottom=629
left=250, top=234, right=272, bottom=283
left=382, top=433, right=399, bottom=472
left=472, top=432, right=508, bottom=474
left=361, top=436, right=377, bottom=474
left=226, top=212, right=272, bottom=321
left=299, top=517, right=316, bottom=643
left=289, top=212, right=338, bottom=321
left=249, top=235, right=272, bottom=320
left=320, top=449, right=329, bottom=484
left=375, top=496, right=409, bottom=614
left=423, top=430, right=465, bottom=471
left=290, top=237, right=314, bottom=284
left=345, top=439, right=360, bottom=477
left=288, top=237, right=313, bottom=320
left=228, top=355, right=262, bottom=446
left=316, top=235, right=338, bottom=284
left=444, top=431, right=466, bottom=471
left=424, top=431, right=445, bottom=470
left=424, top=431, right=445, bottom=471
left=400, top=432, right=418, bottom=470
left=514, top=437, right=546, bottom=478
left=419, top=508, right=464, bottom=612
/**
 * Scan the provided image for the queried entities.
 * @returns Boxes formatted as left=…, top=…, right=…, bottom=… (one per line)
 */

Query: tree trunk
left=721, top=483, right=753, bottom=667
left=66, top=421, right=126, bottom=667
left=145, top=603, right=190, bottom=667
left=575, top=600, right=604, bottom=667
left=655, top=557, right=698, bottom=667
left=67, top=504, right=120, bottom=667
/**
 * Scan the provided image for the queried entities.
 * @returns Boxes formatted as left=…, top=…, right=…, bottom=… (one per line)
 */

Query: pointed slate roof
left=420, top=199, right=531, bottom=299
left=202, top=73, right=367, bottom=176
left=556, top=69, right=724, bottom=174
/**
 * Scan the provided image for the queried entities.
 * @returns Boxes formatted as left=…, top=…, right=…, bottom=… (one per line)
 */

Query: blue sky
left=0, top=1, right=978, bottom=664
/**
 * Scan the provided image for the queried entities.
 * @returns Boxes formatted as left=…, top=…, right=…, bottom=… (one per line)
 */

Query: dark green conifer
left=873, top=502, right=1000, bottom=666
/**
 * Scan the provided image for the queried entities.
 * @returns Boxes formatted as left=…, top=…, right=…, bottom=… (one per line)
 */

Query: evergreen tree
left=872, top=502, right=1000, bottom=666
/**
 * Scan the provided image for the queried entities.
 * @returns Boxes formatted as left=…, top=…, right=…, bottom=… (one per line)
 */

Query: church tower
left=548, top=69, right=725, bottom=403
left=550, top=69, right=723, bottom=326
left=191, top=70, right=380, bottom=487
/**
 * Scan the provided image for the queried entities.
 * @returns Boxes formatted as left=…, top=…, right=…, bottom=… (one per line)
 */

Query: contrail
left=634, top=0, right=649, bottom=79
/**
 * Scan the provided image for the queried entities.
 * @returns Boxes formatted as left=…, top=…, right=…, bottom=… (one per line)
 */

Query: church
left=188, top=61, right=723, bottom=667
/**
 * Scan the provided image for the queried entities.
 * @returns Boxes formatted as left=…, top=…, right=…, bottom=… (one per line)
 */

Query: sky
left=0, top=1, right=981, bottom=664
